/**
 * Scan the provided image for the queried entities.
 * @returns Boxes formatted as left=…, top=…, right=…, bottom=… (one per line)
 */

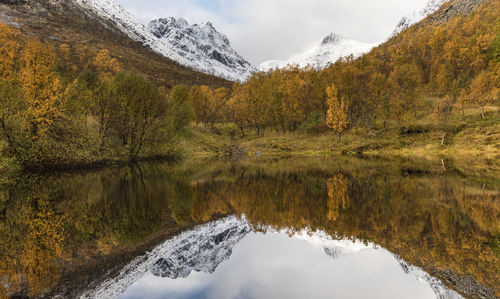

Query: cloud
left=117, top=0, right=430, bottom=65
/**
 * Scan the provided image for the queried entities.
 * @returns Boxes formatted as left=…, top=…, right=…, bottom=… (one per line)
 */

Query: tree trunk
left=480, top=105, right=485, bottom=119
left=441, top=133, right=446, bottom=145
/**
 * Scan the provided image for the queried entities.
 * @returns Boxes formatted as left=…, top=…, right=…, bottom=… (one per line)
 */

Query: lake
left=0, top=157, right=498, bottom=298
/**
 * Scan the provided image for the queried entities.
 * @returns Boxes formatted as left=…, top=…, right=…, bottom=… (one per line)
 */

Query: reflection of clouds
left=119, top=225, right=457, bottom=299
left=83, top=216, right=461, bottom=299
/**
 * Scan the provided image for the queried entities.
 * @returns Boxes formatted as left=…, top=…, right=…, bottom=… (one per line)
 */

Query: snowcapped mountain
left=392, top=0, right=446, bottom=36
left=74, top=0, right=254, bottom=81
left=148, top=17, right=255, bottom=81
left=259, top=33, right=379, bottom=72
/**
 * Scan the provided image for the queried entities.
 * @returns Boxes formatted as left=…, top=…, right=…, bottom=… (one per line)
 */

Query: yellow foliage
left=327, top=174, right=349, bottom=222
left=93, top=49, right=121, bottom=78
left=0, top=22, right=21, bottom=81
left=325, top=84, right=348, bottom=140
left=21, top=199, right=64, bottom=296
left=19, top=41, right=63, bottom=137
left=468, top=70, right=499, bottom=118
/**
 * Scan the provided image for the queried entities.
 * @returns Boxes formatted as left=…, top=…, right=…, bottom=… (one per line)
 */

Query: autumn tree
left=0, top=80, right=22, bottom=154
left=227, top=83, right=250, bottom=136
left=0, top=22, right=21, bottom=81
left=168, top=85, right=193, bottom=134
left=325, top=84, right=349, bottom=141
left=245, top=75, right=270, bottom=134
left=209, top=87, right=229, bottom=126
left=467, top=70, right=498, bottom=118
left=19, top=41, right=63, bottom=138
left=388, top=63, right=422, bottom=124
left=435, top=63, right=455, bottom=96
left=109, top=73, right=166, bottom=160
left=188, top=85, right=203, bottom=126
left=434, top=95, right=454, bottom=144
left=93, top=49, right=121, bottom=78
left=327, top=174, right=350, bottom=222
left=368, top=72, right=389, bottom=129
left=198, top=86, right=214, bottom=129
left=0, top=23, right=22, bottom=153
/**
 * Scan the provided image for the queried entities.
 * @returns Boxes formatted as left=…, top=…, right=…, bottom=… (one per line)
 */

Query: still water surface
left=0, top=157, right=498, bottom=298
left=109, top=218, right=460, bottom=299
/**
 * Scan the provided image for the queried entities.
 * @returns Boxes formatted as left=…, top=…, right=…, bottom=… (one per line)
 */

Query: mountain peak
left=259, top=34, right=379, bottom=72
left=147, top=16, right=255, bottom=80
left=321, top=33, right=343, bottom=45
left=202, top=21, right=215, bottom=29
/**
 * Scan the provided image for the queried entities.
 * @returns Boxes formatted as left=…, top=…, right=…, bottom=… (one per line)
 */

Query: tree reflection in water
left=0, top=157, right=498, bottom=298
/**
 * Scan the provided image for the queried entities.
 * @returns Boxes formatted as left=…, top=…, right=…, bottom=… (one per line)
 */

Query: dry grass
left=181, top=105, right=499, bottom=177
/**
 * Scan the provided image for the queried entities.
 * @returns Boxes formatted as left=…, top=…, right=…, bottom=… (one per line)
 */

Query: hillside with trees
left=0, top=0, right=498, bottom=172
left=187, top=0, right=498, bottom=144
left=0, top=0, right=231, bottom=89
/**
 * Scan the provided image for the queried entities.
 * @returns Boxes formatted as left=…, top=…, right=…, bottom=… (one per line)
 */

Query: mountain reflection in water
left=0, top=157, right=498, bottom=298
left=84, top=216, right=462, bottom=299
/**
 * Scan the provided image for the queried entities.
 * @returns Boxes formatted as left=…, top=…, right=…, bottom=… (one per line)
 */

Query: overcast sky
left=116, top=0, right=430, bottom=65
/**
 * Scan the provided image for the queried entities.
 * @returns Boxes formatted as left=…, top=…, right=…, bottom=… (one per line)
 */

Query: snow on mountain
left=392, top=0, right=446, bottom=36
left=74, top=0, right=254, bottom=81
left=259, top=33, right=379, bottom=72
left=80, top=216, right=251, bottom=299
left=150, top=215, right=250, bottom=279
left=81, top=216, right=462, bottom=299
left=399, top=260, right=463, bottom=299
left=292, top=229, right=375, bottom=259
left=148, top=17, right=256, bottom=81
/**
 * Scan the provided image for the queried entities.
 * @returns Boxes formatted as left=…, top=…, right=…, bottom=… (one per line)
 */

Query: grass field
left=180, top=105, right=499, bottom=177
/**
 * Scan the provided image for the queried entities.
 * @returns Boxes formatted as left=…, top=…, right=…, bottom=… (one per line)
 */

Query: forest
left=0, top=22, right=194, bottom=170
left=190, top=1, right=499, bottom=138
left=0, top=0, right=499, bottom=171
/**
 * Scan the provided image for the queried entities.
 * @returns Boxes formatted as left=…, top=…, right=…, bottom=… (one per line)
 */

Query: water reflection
left=86, top=216, right=461, bottom=299
left=0, top=157, right=498, bottom=298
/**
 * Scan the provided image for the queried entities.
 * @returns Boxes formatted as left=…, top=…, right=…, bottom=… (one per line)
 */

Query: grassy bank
left=179, top=106, right=499, bottom=175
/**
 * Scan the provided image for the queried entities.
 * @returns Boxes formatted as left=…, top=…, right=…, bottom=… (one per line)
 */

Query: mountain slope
left=74, top=0, right=254, bottom=81
left=393, top=0, right=490, bottom=36
left=259, top=33, right=379, bottom=71
left=392, top=0, right=446, bottom=36
left=0, top=0, right=232, bottom=88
